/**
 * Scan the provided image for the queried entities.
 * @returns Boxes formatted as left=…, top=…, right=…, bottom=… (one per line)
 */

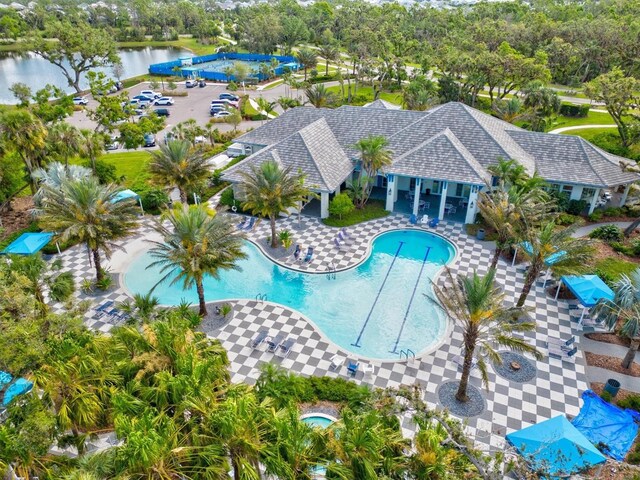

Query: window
left=379, top=176, right=388, bottom=189
left=432, top=180, right=440, bottom=194
left=582, top=188, right=596, bottom=201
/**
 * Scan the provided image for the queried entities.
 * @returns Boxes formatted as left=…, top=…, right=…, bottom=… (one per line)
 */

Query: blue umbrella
left=1, top=232, right=54, bottom=255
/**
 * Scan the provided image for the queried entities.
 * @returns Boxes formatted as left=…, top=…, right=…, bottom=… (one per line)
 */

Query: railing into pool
left=255, top=293, right=268, bottom=303
left=398, top=349, right=416, bottom=362
left=325, top=262, right=337, bottom=280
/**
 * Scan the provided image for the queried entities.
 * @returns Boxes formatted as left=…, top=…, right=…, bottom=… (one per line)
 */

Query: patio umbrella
left=1, top=232, right=58, bottom=255
left=513, top=242, right=567, bottom=286
left=111, top=189, right=143, bottom=212
left=556, top=275, right=615, bottom=322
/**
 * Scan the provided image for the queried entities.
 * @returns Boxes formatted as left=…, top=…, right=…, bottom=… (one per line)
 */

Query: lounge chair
left=267, top=334, right=285, bottom=352
left=334, top=237, right=343, bottom=250
left=329, top=354, right=344, bottom=371
left=363, top=363, right=375, bottom=379
left=546, top=335, right=576, bottom=350
left=549, top=345, right=578, bottom=360
left=303, top=247, right=314, bottom=263
left=243, top=217, right=257, bottom=231
left=277, top=338, right=296, bottom=358
left=409, top=214, right=418, bottom=225
left=292, top=244, right=301, bottom=261
left=341, top=227, right=351, bottom=239
left=419, top=214, right=429, bottom=226
left=428, top=217, right=440, bottom=228
left=347, top=360, right=359, bottom=377
left=250, top=330, right=269, bottom=349
left=92, top=300, right=114, bottom=319
left=236, top=217, right=248, bottom=230
left=338, top=230, right=350, bottom=243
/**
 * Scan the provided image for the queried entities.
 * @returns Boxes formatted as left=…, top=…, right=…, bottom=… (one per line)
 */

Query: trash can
left=477, top=229, right=486, bottom=241
left=604, top=378, right=621, bottom=398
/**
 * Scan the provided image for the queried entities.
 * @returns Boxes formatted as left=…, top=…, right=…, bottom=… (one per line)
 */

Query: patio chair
left=277, top=338, right=296, bottom=358
left=428, top=217, right=440, bottom=228
left=420, top=201, right=430, bottom=211
left=419, top=215, right=429, bottom=226
left=92, top=300, right=114, bottom=319
left=347, top=360, right=359, bottom=377
left=267, top=334, right=285, bottom=352
left=338, top=230, right=350, bottom=244
left=292, top=244, right=302, bottom=261
left=545, top=335, right=576, bottom=350
left=409, top=214, right=418, bottom=225
left=549, top=345, right=578, bottom=360
left=250, top=330, right=269, bottom=349
left=447, top=206, right=457, bottom=214
left=363, top=363, right=375, bottom=379
left=304, top=247, right=314, bottom=263
left=329, top=354, right=344, bottom=371
left=243, top=217, right=257, bottom=231
left=236, top=217, right=248, bottom=230
left=341, top=227, right=351, bottom=239
left=334, top=237, right=343, bottom=250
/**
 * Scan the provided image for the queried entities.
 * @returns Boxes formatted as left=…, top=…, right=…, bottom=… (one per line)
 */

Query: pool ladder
left=398, top=349, right=415, bottom=363
left=255, top=293, right=268, bottom=303
left=326, top=262, right=337, bottom=280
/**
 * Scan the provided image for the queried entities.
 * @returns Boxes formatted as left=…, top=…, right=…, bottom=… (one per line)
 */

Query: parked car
left=106, top=134, right=120, bottom=150
left=185, top=79, right=197, bottom=88
left=164, top=132, right=176, bottom=143
left=154, top=96, right=174, bottom=106
left=213, top=110, right=232, bottom=118
left=143, top=133, right=156, bottom=147
left=211, top=98, right=239, bottom=109
left=210, top=105, right=225, bottom=116
left=198, top=80, right=206, bottom=88
left=219, top=92, right=240, bottom=102
left=140, top=89, right=161, bottom=99
left=154, top=108, right=170, bottom=117
left=72, top=96, right=88, bottom=106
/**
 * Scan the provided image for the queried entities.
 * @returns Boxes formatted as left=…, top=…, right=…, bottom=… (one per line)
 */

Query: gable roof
left=223, top=118, right=352, bottom=192
left=364, top=99, right=402, bottom=110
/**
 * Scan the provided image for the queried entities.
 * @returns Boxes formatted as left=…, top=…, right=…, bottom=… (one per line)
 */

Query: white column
left=320, top=192, right=329, bottom=219
left=335, top=184, right=340, bottom=194
left=385, top=175, right=395, bottom=212
left=465, top=185, right=480, bottom=224
left=588, top=188, right=601, bottom=215
left=393, top=176, right=399, bottom=202
left=620, top=184, right=632, bottom=206
left=570, top=185, right=583, bottom=201
left=438, top=181, right=448, bottom=220
left=412, top=178, right=422, bottom=216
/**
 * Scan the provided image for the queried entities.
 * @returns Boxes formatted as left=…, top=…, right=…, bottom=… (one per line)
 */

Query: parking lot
left=66, top=81, right=263, bottom=150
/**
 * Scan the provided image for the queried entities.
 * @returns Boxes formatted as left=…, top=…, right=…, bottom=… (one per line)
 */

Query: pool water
left=124, top=230, right=455, bottom=360
left=183, top=59, right=263, bottom=75
left=302, top=415, right=334, bottom=428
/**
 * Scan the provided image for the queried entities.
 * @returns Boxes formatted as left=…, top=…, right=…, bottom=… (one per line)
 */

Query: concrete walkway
left=548, top=124, right=617, bottom=135
left=571, top=221, right=632, bottom=238
left=581, top=336, right=640, bottom=392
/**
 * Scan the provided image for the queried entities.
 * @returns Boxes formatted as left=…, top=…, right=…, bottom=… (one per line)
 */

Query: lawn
left=559, top=127, right=619, bottom=141
left=324, top=85, right=402, bottom=106
left=322, top=200, right=390, bottom=227
left=70, top=150, right=152, bottom=188
left=549, top=111, right=615, bottom=130
left=594, top=257, right=638, bottom=281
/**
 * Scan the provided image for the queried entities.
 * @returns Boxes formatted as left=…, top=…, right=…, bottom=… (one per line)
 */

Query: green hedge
left=323, top=200, right=390, bottom=227
left=559, top=103, right=590, bottom=118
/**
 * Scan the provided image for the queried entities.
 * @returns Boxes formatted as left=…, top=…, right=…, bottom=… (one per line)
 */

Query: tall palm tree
left=521, top=80, right=561, bottom=132
left=148, top=140, right=211, bottom=204
left=491, top=98, right=529, bottom=124
left=353, top=135, right=392, bottom=207
left=516, top=222, right=594, bottom=307
left=595, top=269, right=640, bottom=369
left=80, top=129, right=105, bottom=176
left=239, top=160, right=310, bottom=248
left=318, top=43, right=339, bottom=76
left=296, top=48, right=318, bottom=81
left=36, top=177, right=139, bottom=282
left=304, top=83, right=333, bottom=108
left=47, top=121, right=82, bottom=167
left=432, top=268, right=541, bottom=402
left=32, top=161, right=92, bottom=205
left=148, top=205, right=246, bottom=316
left=487, top=157, right=527, bottom=189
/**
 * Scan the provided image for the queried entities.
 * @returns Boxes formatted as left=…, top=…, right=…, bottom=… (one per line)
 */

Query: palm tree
left=32, top=161, right=92, bottom=205
left=353, top=135, right=392, bottom=207
left=80, top=129, right=105, bottom=176
left=148, top=140, right=210, bottom=204
left=304, top=83, right=333, bottom=108
left=516, top=222, right=594, bottom=308
left=148, top=205, right=246, bottom=316
left=595, top=269, right=640, bottom=369
left=296, top=48, right=318, bottom=81
left=318, top=43, right=339, bottom=76
left=521, top=80, right=561, bottom=132
left=487, top=157, right=528, bottom=189
left=47, top=121, right=82, bottom=167
left=256, top=96, right=277, bottom=120
left=37, top=178, right=138, bottom=283
left=409, top=422, right=467, bottom=479
left=239, top=160, right=310, bottom=248
left=491, top=98, right=529, bottom=124
left=432, top=268, right=541, bottom=402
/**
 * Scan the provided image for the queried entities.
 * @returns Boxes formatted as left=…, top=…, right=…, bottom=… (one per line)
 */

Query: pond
left=0, top=47, right=191, bottom=104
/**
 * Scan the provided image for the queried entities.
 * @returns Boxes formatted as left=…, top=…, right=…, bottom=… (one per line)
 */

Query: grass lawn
left=594, top=257, right=638, bottom=280
left=70, top=150, right=152, bottom=188
left=322, top=200, right=390, bottom=227
left=549, top=111, right=615, bottom=130
left=262, top=79, right=284, bottom=90
left=325, top=85, right=402, bottom=106
left=559, top=127, right=619, bottom=141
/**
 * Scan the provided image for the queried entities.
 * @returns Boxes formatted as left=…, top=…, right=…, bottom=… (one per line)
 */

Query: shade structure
left=111, top=189, right=143, bottom=211
left=520, top=241, right=566, bottom=266
left=2, top=378, right=33, bottom=407
left=561, top=275, right=614, bottom=307
left=1, top=232, right=53, bottom=255
left=506, top=415, right=606, bottom=478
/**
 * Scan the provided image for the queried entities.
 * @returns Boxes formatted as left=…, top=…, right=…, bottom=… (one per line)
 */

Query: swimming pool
left=301, top=415, right=334, bottom=428
left=124, top=229, right=456, bottom=360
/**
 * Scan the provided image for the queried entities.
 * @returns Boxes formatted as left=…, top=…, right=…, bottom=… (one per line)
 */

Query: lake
left=0, top=47, right=191, bottom=104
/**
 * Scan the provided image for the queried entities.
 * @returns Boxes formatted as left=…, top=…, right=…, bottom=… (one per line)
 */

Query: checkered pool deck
left=51, top=213, right=588, bottom=454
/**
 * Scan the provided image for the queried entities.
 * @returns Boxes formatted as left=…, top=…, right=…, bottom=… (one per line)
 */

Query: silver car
left=154, top=96, right=174, bottom=106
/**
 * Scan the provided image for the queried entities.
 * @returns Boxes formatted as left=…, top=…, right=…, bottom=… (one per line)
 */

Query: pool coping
left=300, top=412, right=338, bottom=423
left=118, top=224, right=461, bottom=364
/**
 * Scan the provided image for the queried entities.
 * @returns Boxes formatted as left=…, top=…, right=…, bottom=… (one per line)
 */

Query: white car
left=154, top=96, right=174, bottom=106
left=214, top=110, right=232, bottom=118
left=72, top=96, right=88, bottom=105
left=140, top=89, right=161, bottom=99
left=211, top=98, right=239, bottom=109
left=185, top=79, right=197, bottom=88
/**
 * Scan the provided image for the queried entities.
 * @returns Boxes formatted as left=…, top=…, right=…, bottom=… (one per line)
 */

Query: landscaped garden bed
left=585, top=352, right=640, bottom=377
left=586, top=332, right=630, bottom=348
left=322, top=200, right=389, bottom=227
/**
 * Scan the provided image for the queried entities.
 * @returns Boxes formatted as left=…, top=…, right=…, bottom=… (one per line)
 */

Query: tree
left=491, top=97, right=528, bottom=124
left=516, top=222, right=594, bottom=308
left=304, top=83, right=334, bottom=108
left=296, top=48, right=318, bottom=81
left=31, top=20, right=120, bottom=93
left=329, top=193, right=354, bottom=219
left=318, top=42, right=339, bottom=76
left=36, top=177, right=139, bottom=283
left=432, top=268, right=541, bottom=402
left=353, top=135, right=392, bottom=207
left=239, top=160, right=310, bottom=248
left=585, top=67, right=640, bottom=147
left=9, top=82, right=32, bottom=107
left=148, top=140, right=210, bottom=204
left=225, top=109, right=242, bottom=132
left=30, top=85, right=74, bottom=124
left=79, top=129, right=105, bottom=176
left=256, top=97, right=277, bottom=119
left=47, top=122, right=82, bottom=167
left=86, top=72, right=129, bottom=133
left=232, top=61, right=250, bottom=86
left=32, top=162, right=92, bottom=206
left=521, top=80, right=561, bottom=131
left=280, top=16, right=309, bottom=56
left=595, top=269, right=640, bottom=369
left=148, top=205, right=246, bottom=316
left=402, top=75, right=438, bottom=111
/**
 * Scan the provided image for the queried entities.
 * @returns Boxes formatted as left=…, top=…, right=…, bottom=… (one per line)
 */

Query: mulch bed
left=586, top=332, right=631, bottom=348
left=591, top=382, right=637, bottom=405
left=437, top=381, right=485, bottom=417
left=585, top=352, right=640, bottom=377
left=0, top=197, right=34, bottom=237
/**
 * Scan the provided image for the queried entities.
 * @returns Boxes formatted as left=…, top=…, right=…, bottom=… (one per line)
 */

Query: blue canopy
left=111, top=189, right=140, bottom=203
left=2, top=378, right=33, bottom=406
left=521, top=242, right=566, bottom=266
left=2, top=232, right=53, bottom=255
left=506, top=415, right=606, bottom=478
left=561, top=275, right=615, bottom=307
left=572, top=390, right=640, bottom=461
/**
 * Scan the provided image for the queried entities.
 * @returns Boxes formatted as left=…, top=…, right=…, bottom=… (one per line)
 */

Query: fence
left=148, top=52, right=300, bottom=83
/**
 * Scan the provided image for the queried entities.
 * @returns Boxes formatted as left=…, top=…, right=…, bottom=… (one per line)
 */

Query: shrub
left=600, top=390, right=613, bottom=403
left=278, top=229, right=293, bottom=249
left=329, top=193, right=355, bottom=219
left=559, top=103, right=590, bottom=118
left=95, top=271, right=113, bottom=291
left=49, top=271, right=75, bottom=302
left=617, top=393, right=640, bottom=412
left=557, top=213, right=583, bottom=226
left=632, top=239, right=640, bottom=256
left=588, top=211, right=603, bottom=222
left=566, top=199, right=587, bottom=216
left=589, top=225, right=624, bottom=242
left=219, top=187, right=235, bottom=208
left=602, top=207, right=625, bottom=217
left=83, top=159, right=117, bottom=184
left=611, top=242, right=633, bottom=256
left=549, top=190, right=570, bottom=212
left=141, top=188, right=169, bottom=214
left=227, top=81, right=238, bottom=91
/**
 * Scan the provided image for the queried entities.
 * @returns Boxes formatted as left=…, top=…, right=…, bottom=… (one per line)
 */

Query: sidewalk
left=581, top=335, right=640, bottom=393
left=571, top=221, right=632, bottom=238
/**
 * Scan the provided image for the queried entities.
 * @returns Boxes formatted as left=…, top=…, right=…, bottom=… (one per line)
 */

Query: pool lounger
left=347, top=360, right=359, bottom=377
left=278, top=338, right=296, bottom=358
left=303, top=247, right=314, bottom=263
left=243, top=217, right=257, bottom=231
left=236, top=217, right=248, bottom=230
left=251, top=330, right=269, bottom=349
left=267, top=334, right=285, bottom=352
left=329, top=354, right=344, bottom=371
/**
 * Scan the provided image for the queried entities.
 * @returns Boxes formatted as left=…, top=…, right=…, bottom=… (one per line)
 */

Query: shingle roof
left=234, top=107, right=328, bottom=147
left=222, top=118, right=352, bottom=192
left=364, top=99, right=402, bottom=110
left=508, top=131, right=639, bottom=188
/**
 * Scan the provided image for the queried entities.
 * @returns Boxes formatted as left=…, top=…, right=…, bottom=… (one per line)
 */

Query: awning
left=1, top=232, right=53, bottom=255
left=561, top=275, right=614, bottom=307
left=506, top=415, right=606, bottom=478
left=111, top=189, right=143, bottom=211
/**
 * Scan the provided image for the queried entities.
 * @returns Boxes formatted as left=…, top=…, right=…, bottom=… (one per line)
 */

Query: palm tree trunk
left=93, top=248, right=103, bottom=282
left=456, top=344, right=475, bottom=402
left=270, top=216, right=278, bottom=248
left=625, top=217, right=640, bottom=237
left=516, top=264, right=539, bottom=308
left=325, top=59, right=329, bottom=76
left=196, top=277, right=207, bottom=316
left=622, top=340, right=639, bottom=369
left=179, top=188, right=188, bottom=204
left=490, top=247, right=502, bottom=270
